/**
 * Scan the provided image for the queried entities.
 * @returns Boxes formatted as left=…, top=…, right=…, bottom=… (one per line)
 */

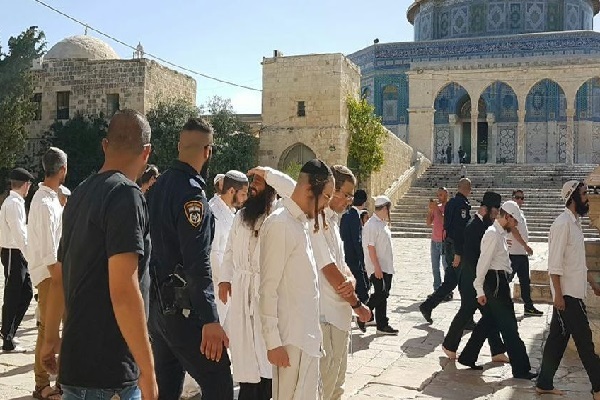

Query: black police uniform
left=420, top=192, right=470, bottom=319
left=147, top=160, right=233, bottom=400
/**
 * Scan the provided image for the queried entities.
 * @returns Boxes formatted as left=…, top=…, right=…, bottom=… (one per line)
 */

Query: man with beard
left=210, top=170, right=248, bottom=323
left=218, top=166, right=294, bottom=400
left=260, top=159, right=334, bottom=400
left=27, top=147, right=67, bottom=400
left=441, top=192, right=508, bottom=364
left=457, top=201, right=536, bottom=380
left=147, top=117, right=233, bottom=399
left=536, top=181, right=600, bottom=398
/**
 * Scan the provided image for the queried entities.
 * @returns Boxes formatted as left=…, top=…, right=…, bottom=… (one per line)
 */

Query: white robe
left=210, top=195, right=235, bottom=324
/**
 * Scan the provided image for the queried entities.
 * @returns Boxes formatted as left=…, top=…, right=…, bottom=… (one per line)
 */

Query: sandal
left=33, top=384, right=62, bottom=400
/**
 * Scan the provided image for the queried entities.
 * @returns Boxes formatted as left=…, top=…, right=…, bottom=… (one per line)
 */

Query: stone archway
left=479, top=81, right=519, bottom=163
left=278, top=142, right=317, bottom=170
left=433, top=82, right=469, bottom=164
left=575, top=78, right=600, bottom=164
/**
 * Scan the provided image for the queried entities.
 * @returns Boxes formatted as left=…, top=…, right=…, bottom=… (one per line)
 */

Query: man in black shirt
left=147, top=118, right=233, bottom=400
left=41, top=109, right=157, bottom=400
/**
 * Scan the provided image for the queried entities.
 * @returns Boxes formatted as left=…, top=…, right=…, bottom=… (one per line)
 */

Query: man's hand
left=525, top=245, right=533, bottom=256
left=267, top=346, right=291, bottom=367
left=336, top=280, right=355, bottom=299
left=452, top=255, right=461, bottom=268
left=41, top=336, right=61, bottom=375
left=355, top=304, right=372, bottom=323
left=218, top=282, right=231, bottom=304
left=477, top=295, right=487, bottom=306
left=138, top=370, right=158, bottom=400
left=247, top=167, right=267, bottom=180
left=554, top=295, right=566, bottom=311
left=374, top=266, right=384, bottom=280
left=200, top=322, right=229, bottom=362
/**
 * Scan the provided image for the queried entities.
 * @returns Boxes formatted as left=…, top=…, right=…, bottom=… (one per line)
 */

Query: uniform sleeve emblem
left=461, top=209, right=467, bottom=219
left=184, top=201, right=204, bottom=227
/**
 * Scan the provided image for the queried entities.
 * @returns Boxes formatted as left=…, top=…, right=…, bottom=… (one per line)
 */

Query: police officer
left=147, top=118, right=233, bottom=400
left=420, top=178, right=472, bottom=323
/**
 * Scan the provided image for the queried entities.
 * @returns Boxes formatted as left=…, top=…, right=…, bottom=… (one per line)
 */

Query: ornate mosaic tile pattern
left=497, top=124, right=517, bottom=163
left=576, top=78, right=600, bottom=122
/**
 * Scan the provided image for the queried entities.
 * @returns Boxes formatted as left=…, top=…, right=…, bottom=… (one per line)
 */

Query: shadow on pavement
left=0, top=363, right=34, bottom=378
left=401, top=324, right=444, bottom=358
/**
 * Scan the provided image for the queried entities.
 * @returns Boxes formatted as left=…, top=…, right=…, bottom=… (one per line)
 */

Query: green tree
left=0, top=26, right=45, bottom=172
left=146, top=98, right=200, bottom=170
left=204, top=96, right=246, bottom=137
left=282, top=162, right=302, bottom=181
left=346, top=96, right=386, bottom=182
left=40, top=113, right=107, bottom=188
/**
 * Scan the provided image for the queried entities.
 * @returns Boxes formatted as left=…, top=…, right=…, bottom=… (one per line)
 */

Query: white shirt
left=310, top=208, right=354, bottom=331
left=26, top=184, right=63, bottom=287
left=259, top=197, right=322, bottom=358
left=473, top=220, right=512, bottom=298
left=508, top=208, right=529, bottom=256
left=362, top=214, right=394, bottom=276
left=210, top=196, right=235, bottom=285
left=548, top=209, right=588, bottom=299
left=0, top=190, right=27, bottom=252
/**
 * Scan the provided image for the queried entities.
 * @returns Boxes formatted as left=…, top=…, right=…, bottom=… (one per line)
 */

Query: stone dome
left=45, top=35, right=120, bottom=60
left=407, top=0, right=600, bottom=41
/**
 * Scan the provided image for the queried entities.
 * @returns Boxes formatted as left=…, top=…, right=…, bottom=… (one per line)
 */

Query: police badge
left=461, top=209, right=467, bottom=219
left=184, top=201, right=203, bottom=227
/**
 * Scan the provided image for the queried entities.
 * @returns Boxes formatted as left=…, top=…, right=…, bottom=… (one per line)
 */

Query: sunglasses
left=514, top=196, right=525, bottom=200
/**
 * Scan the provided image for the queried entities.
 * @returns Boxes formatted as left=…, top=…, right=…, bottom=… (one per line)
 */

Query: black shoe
left=356, top=320, right=366, bottom=333
left=442, top=292, right=453, bottom=302
left=419, top=303, right=433, bottom=324
left=377, top=325, right=399, bottom=335
left=458, top=358, right=483, bottom=370
left=464, top=320, right=476, bottom=331
left=365, top=315, right=376, bottom=327
left=524, top=306, right=543, bottom=316
left=515, top=371, right=538, bottom=380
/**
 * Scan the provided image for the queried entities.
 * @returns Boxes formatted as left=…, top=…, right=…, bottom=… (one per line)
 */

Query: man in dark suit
left=441, top=192, right=508, bottom=364
left=340, top=190, right=370, bottom=314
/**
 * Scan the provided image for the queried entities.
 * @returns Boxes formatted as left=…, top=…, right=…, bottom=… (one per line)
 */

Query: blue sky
left=3, top=0, right=600, bottom=113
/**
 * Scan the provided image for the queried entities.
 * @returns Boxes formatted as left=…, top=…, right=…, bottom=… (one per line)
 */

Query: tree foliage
left=346, top=96, right=386, bottom=182
left=0, top=26, right=45, bottom=172
left=40, top=113, right=107, bottom=188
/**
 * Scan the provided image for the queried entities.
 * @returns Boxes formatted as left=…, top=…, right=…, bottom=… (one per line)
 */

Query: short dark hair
left=42, top=147, right=67, bottom=177
left=221, top=175, right=248, bottom=194
left=353, top=189, right=368, bottom=206
left=107, top=109, right=151, bottom=154
left=331, top=165, right=356, bottom=191
left=10, top=180, right=27, bottom=190
left=182, top=118, right=214, bottom=135
left=137, top=164, right=159, bottom=186
left=512, top=189, right=524, bottom=197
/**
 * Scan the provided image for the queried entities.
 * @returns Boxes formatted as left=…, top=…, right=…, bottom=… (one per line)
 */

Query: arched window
left=382, top=85, right=399, bottom=123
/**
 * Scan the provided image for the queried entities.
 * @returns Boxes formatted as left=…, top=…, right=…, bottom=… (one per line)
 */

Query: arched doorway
left=575, top=77, right=600, bottom=164
left=433, top=82, right=469, bottom=164
left=278, top=142, right=316, bottom=170
left=525, top=79, right=567, bottom=163
left=456, top=96, right=487, bottom=164
left=479, top=81, right=518, bottom=163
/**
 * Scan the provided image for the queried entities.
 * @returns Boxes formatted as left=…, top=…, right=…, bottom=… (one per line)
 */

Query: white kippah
left=225, top=170, right=248, bottom=183
left=213, top=173, right=225, bottom=185
left=59, top=185, right=71, bottom=197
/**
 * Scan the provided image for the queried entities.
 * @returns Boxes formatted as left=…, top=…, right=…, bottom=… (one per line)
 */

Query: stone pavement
left=0, top=238, right=596, bottom=399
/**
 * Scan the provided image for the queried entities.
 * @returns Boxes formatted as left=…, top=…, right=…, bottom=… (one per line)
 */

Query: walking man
left=0, top=167, right=34, bottom=353
left=362, top=195, right=398, bottom=335
left=210, top=170, right=248, bottom=323
left=442, top=192, right=508, bottom=363
left=27, top=147, right=67, bottom=400
left=458, top=201, right=537, bottom=380
left=426, top=187, right=448, bottom=292
left=420, top=178, right=472, bottom=323
left=508, top=189, right=543, bottom=316
left=136, top=164, right=159, bottom=195
left=259, top=159, right=333, bottom=400
left=536, top=181, right=600, bottom=398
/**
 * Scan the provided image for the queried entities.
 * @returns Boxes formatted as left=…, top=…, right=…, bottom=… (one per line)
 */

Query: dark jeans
left=238, top=378, right=272, bottom=400
left=1, top=248, right=33, bottom=345
left=367, top=273, right=393, bottom=329
left=349, top=263, right=370, bottom=304
left=421, top=240, right=458, bottom=313
left=459, top=270, right=531, bottom=377
left=509, top=255, right=533, bottom=309
left=442, top=265, right=505, bottom=355
left=62, top=385, right=140, bottom=400
left=537, top=297, right=600, bottom=392
left=148, top=298, right=233, bottom=400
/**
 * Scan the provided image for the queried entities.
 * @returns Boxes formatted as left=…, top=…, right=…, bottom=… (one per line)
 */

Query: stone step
left=513, top=283, right=553, bottom=304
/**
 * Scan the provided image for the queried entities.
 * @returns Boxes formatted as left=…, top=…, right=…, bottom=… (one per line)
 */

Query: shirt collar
left=563, top=208, right=578, bottom=224
left=283, top=197, right=308, bottom=223
left=9, top=190, right=24, bottom=201
left=37, top=183, right=58, bottom=196
left=492, top=220, right=507, bottom=236
left=171, top=160, right=206, bottom=187
left=476, top=212, right=484, bottom=221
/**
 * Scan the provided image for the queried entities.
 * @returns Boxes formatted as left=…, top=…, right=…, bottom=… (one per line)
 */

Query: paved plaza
left=0, top=238, right=594, bottom=399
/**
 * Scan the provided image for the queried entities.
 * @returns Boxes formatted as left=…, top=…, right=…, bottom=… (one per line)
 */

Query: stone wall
left=144, top=60, right=196, bottom=111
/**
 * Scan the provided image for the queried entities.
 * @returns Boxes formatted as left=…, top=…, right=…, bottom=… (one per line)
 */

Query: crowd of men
left=0, top=107, right=599, bottom=400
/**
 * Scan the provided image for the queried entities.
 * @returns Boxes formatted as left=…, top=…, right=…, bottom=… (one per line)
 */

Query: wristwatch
left=351, top=300, right=362, bottom=309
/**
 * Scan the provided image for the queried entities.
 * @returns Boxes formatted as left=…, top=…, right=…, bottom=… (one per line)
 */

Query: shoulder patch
left=184, top=200, right=204, bottom=227
left=461, top=209, right=467, bottom=219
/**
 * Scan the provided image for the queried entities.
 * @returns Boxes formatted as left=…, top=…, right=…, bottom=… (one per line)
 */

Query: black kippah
left=300, top=159, right=331, bottom=179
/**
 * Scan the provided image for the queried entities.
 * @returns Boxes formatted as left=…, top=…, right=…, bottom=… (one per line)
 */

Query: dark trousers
left=238, top=378, right=272, bottom=400
left=367, top=273, right=393, bottom=329
left=349, top=263, right=370, bottom=303
left=459, top=271, right=531, bottom=377
left=509, top=255, right=533, bottom=309
left=537, top=297, right=600, bottom=392
left=148, top=298, right=233, bottom=400
left=421, top=240, right=458, bottom=313
left=1, top=248, right=33, bottom=345
left=442, top=265, right=506, bottom=355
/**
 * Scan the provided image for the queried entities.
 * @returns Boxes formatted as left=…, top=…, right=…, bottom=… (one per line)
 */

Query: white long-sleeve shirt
left=0, top=190, right=27, bottom=252
left=508, top=208, right=529, bottom=256
left=210, top=196, right=235, bottom=284
left=26, top=184, right=63, bottom=287
left=473, top=220, right=512, bottom=298
left=548, top=209, right=588, bottom=299
left=362, top=214, right=395, bottom=276
left=259, top=197, right=322, bottom=358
